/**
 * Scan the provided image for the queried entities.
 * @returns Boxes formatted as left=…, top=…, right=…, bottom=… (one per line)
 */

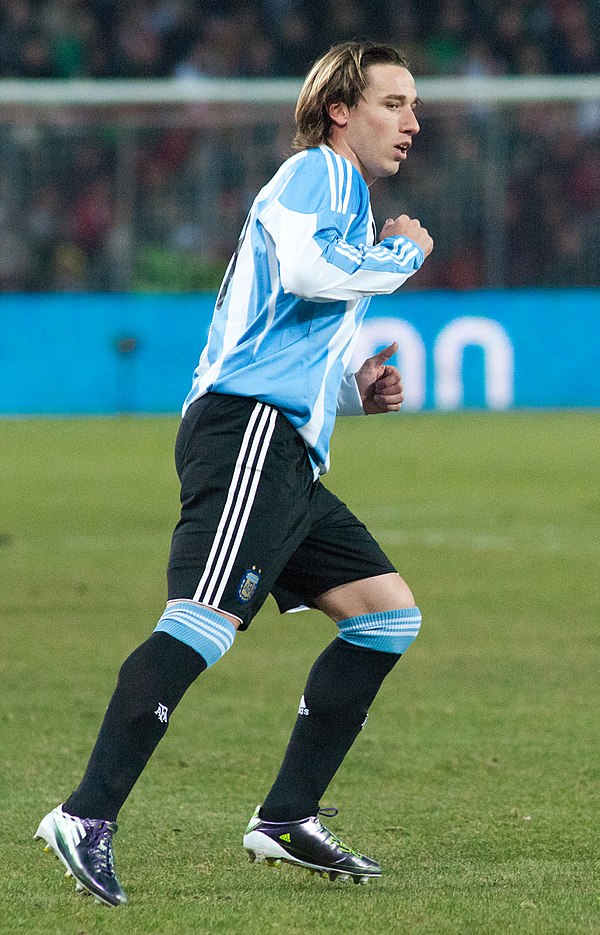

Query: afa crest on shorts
left=237, top=566, right=261, bottom=603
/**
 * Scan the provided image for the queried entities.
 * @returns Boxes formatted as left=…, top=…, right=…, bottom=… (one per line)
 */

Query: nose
left=404, top=109, right=420, bottom=135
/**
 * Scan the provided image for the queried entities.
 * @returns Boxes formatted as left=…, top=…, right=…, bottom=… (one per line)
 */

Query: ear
left=327, top=100, right=349, bottom=129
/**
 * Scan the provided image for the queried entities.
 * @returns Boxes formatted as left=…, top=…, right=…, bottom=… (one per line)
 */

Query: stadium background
left=1, top=0, right=598, bottom=415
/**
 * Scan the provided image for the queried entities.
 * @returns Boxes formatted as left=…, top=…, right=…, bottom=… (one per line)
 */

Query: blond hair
left=294, top=41, right=408, bottom=151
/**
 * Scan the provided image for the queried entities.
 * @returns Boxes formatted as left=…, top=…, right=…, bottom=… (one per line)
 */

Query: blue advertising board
left=0, top=289, right=598, bottom=414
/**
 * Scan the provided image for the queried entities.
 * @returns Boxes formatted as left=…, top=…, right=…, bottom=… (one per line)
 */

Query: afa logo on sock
left=237, top=566, right=262, bottom=603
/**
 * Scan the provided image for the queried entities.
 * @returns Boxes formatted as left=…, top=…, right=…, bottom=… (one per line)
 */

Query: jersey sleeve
left=259, top=147, right=425, bottom=302
left=336, top=372, right=365, bottom=416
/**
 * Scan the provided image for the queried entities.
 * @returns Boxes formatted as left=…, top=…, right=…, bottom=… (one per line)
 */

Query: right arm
left=260, top=150, right=432, bottom=302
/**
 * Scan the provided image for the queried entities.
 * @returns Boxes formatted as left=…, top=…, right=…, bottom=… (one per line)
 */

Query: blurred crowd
left=1, top=0, right=599, bottom=78
left=0, top=0, right=598, bottom=293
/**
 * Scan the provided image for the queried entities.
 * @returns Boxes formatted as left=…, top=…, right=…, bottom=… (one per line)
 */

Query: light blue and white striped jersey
left=184, top=145, right=424, bottom=474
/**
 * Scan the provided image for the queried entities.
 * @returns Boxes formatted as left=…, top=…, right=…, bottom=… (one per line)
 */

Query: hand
left=379, top=214, right=433, bottom=257
left=355, top=342, right=404, bottom=415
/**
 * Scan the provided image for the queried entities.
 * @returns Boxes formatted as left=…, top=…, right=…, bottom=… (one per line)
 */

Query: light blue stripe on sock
left=154, top=601, right=236, bottom=668
left=337, top=607, right=422, bottom=655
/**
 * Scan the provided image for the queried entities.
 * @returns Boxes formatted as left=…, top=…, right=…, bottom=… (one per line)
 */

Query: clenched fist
left=379, top=214, right=433, bottom=257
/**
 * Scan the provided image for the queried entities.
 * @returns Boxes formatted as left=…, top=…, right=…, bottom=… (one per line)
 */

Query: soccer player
left=35, top=40, right=433, bottom=905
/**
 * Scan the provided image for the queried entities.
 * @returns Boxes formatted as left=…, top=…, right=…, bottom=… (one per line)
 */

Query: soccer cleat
left=243, top=806, right=382, bottom=884
left=34, top=805, right=127, bottom=907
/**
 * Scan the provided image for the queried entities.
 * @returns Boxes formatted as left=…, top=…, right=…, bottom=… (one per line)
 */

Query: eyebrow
left=382, top=94, right=421, bottom=106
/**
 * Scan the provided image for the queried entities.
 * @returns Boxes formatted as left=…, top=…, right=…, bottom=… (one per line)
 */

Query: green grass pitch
left=1, top=411, right=598, bottom=935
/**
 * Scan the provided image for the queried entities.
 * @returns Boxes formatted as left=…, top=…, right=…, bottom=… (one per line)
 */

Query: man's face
left=329, top=64, right=420, bottom=185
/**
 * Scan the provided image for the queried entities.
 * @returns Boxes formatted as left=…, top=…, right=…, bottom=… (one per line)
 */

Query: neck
left=325, top=138, right=373, bottom=186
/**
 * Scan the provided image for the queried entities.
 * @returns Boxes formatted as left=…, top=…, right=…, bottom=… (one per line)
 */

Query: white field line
left=47, top=527, right=598, bottom=558
left=57, top=533, right=168, bottom=551
left=370, top=527, right=598, bottom=556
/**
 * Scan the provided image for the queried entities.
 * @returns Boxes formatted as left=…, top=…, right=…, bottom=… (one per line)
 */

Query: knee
left=394, top=578, right=416, bottom=609
left=372, top=572, right=416, bottom=610
left=336, top=606, right=422, bottom=655
left=315, top=573, right=416, bottom=620
left=116, top=634, right=168, bottom=686
left=154, top=600, right=236, bottom=669
left=116, top=644, right=147, bottom=687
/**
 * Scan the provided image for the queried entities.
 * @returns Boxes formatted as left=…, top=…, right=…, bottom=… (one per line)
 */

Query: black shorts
left=167, top=394, right=396, bottom=629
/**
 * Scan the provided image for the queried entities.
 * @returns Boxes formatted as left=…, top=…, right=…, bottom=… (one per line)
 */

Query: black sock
left=64, top=632, right=206, bottom=822
left=260, top=638, right=401, bottom=822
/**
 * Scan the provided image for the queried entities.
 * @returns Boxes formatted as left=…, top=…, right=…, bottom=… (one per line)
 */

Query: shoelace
left=315, top=808, right=359, bottom=855
left=84, top=821, right=116, bottom=877
left=315, top=809, right=341, bottom=846
left=317, top=807, right=339, bottom=818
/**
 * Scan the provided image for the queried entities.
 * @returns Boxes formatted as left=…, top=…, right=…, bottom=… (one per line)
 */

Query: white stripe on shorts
left=193, top=402, right=278, bottom=606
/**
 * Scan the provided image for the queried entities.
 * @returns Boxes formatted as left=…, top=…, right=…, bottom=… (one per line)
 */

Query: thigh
left=167, top=394, right=313, bottom=629
left=313, top=572, right=416, bottom=622
left=272, top=482, right=397, bottom=613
